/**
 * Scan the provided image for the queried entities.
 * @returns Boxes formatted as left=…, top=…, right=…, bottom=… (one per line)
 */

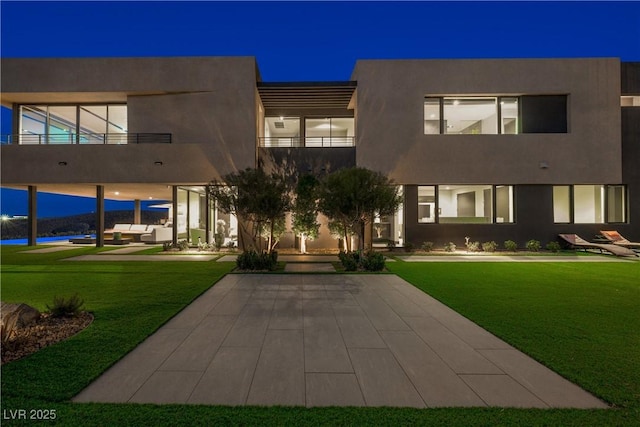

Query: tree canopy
left=317, top=167, right=401, bottom=251
left=291, top=174, right=320, bottom=253
left=207, top=168, right=291, bottom=253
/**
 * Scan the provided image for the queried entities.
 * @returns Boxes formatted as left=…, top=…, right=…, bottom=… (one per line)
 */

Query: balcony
left=259, top=136, right=354, bottom=148
left=1, top=133, right=172, bottom=145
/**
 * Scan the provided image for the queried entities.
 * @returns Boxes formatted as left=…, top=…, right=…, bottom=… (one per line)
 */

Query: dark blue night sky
left=1, top=1, right=639, bottom=217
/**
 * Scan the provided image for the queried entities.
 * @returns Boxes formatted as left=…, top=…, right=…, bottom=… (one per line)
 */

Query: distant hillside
left=0, top=210, right=167, bottom=240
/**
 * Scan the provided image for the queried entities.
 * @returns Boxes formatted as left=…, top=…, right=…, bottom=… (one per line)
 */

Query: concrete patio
left=73, top=274, right=607, bottom=409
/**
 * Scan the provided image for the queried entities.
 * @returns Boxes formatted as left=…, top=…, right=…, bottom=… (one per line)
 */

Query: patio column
left=134, top=199, right=141, bottom=224
left=27, top=185, right=37, bottom=246
left=172, top=186, right=178, bottom=245
left=96, top=185, right=105, bottom=247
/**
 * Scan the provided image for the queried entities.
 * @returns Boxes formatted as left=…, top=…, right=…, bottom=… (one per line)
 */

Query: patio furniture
left=599, top=230, right=640, bottom=249
left=558, top=234, right=637, bottom=257
left=140, top=226, right=173, bottom=244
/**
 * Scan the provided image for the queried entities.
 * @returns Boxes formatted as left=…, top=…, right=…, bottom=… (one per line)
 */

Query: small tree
left=208, top=168, right=291, bottom=253
left=317, top=167, right=402, bottom=251
left=292, top=174, right=320, bottom=253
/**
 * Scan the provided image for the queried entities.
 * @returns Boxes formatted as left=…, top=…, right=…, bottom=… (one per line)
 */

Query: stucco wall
left=1, top=57, right=258, bottom=185
left=352, top=58, right=622, bottom=185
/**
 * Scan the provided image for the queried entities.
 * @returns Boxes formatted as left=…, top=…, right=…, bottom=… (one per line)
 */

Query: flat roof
left=257, top=81, right=356, bottom=110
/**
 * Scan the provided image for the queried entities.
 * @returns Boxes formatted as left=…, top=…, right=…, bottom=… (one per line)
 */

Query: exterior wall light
left=58, top=161, right=67, bottom=166
left=539, top=161, right=549, bottom=169
left=154, top=161, right=163, bottom=166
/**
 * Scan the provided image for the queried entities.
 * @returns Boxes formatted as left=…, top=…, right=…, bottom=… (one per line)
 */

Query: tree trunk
left=300, top=233, right=306, bottom=254
left=343, top=224, right=351, bottom=252
left=359, top=221, right=366, bottom=252
left=268, top=221, right=275, bottom=254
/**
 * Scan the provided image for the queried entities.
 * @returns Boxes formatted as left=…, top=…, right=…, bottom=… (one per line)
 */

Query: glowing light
left=1, top=215, right=10, bottom=221
left=114, top=191, right=120, bottom=196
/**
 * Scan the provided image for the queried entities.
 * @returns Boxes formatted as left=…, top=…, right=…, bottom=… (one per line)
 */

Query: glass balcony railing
left=259, top=136, right=354, bottom=148
left=1, top=133, right=172, bottom=145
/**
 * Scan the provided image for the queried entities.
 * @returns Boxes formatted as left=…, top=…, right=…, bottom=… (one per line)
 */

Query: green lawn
left=2, top=246, right=639, bottom=426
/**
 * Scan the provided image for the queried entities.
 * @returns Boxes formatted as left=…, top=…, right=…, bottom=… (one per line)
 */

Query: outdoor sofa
left=558, top=234, right=637, bottom=257
left=104, top=224, right=161, bottom=242
left=140, top=226, right=173, bottom=244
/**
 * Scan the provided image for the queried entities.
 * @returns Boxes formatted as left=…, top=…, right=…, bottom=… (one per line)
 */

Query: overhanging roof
left=257, top=81, right=356, bottom=110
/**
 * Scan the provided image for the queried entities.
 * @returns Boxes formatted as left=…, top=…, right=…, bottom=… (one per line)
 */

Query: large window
left=417, top=185, right=514, bottom=224
left=262, top=116, right=354, bottom=147
left=305, top=117, right=354, bottom=147
left=424, top=95, right=566, bottom=135
left=553, top=185, right=626, bottom=224
left=19, top=104, right=127, bottom=144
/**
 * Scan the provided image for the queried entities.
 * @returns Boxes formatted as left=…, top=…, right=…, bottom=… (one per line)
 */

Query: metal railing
left=1, top=133, right=172, bottom=145
left=259, top=136, right=355, bottom=148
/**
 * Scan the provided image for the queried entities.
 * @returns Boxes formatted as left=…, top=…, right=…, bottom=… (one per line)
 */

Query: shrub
left=482, top=241, right=498, bottom=252
left=214, top=233, right=224, bottom=251
left=162, top=242, right=173, bottom=251
left=526, top=239, right=541, bottom=252
left=47, top=294, right=85, bottom=318
left=339, top=251, right=386, bottom=271
left=504, top=240, right=518, bottom=252
left=177, top=240, right=189, bottom=251
left=546, top=241, right=561, bottom=253
left=404, top=242, right=414, bottom=253
left=386, top=240, right=396, bottom=249
left=466, top=241, right=481, bottom=252
left=444, top=242, right=456, bottom=252
left=361, top=251, right=386, bottom=271
left=338, top=251, right=359, bottom=271
left=236, top=250, right=278, bottom=271
left=421, top=241, right=434, bottom=252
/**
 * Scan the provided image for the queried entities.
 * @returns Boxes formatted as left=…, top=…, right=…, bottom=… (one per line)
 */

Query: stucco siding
left=352, top=58, right=621, bottom=184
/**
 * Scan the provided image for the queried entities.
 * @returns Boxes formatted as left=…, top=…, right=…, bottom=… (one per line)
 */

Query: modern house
left=1, top=57, right=638, bottom=249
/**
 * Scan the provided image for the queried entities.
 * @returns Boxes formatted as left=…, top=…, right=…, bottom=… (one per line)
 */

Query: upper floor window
left=262, top=116, right=354, bottom=147
left=424, top=95, right=567, bottom=135
left=621, top=96, right=640, bottom=107
left=19, top=104, right=127, bottom=144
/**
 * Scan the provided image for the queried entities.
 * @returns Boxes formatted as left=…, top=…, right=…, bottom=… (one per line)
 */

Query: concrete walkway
left=73, top=274, right=606, bottom=408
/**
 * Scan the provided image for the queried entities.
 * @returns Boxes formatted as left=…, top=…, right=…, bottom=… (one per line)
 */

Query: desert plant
left=526, top=239, right=541, bottom=252
left=504, top=240, right=518, bottom=252
left=466, top=241, right=481, bottom=252
left=421, top=241, right=434, bottom=252
left=546, top=241, right=561, bottom=253
left=177, top=240, right=189, bottom=251
left=444, top=242, right=456, bottom=252
left=214, top=233, right=224, bottom=251
left=482, top=241, right=498, bottom=252
left=47, top=294, right=85, bottom=318
left=162, top=242, right=173, bottom=251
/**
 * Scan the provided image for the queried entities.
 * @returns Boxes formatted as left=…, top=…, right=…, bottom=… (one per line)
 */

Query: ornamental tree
left=317, top=167, right=402, bottom=252
left=291, top=174, right=320, bottom=253
left=207, top=168, right=291, bottom=253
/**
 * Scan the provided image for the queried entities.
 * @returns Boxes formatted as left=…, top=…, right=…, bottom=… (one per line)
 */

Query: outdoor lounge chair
left=599, top=230, right=640, bottom=249
left=558, top=234, right=637, bottom=257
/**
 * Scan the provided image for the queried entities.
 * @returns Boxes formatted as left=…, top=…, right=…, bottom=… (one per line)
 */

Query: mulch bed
left=1, top=312, right=93, bottom=365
